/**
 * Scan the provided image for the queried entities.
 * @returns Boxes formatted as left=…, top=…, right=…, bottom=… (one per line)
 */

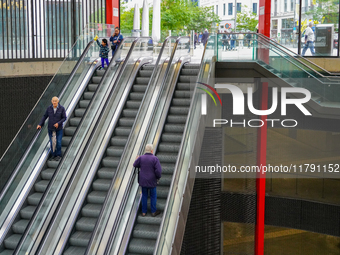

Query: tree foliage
left=236, top=5, right=258, bottom=32
left=306, top=0, right=339, bottom=25
left=120, top=0, right=220, bottom=35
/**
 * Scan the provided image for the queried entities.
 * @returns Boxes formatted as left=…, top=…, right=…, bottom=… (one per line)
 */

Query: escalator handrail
left=86, top=35, right=185, bottom=255
left=12, top=37, right=141, bottom=255
left=153, top=40, right=209, bottom=255
left=256, top=33, right=340, bottom=76
left=28, top=37, right=152, bottom=255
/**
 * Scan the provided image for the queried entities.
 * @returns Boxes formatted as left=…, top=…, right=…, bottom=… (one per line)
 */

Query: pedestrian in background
left=37, top=97, right=67, bottom=161
left=133, top=144, right=162, bottom=217
left=201, top=29, right=209, bottom=46
left=302, top=22, right=315, bottom=56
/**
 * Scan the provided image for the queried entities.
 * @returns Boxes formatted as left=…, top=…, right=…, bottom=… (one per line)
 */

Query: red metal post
left=106, top=0, right=120, bottom=27
left=255, top=82, right=268, bottom=255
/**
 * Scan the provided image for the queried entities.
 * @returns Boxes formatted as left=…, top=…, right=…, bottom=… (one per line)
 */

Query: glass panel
left=0, top=24, right=116, bottom=229
left=15, top=36, right=138, bottom=254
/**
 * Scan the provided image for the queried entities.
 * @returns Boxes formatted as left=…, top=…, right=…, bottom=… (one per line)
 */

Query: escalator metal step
left=126, top=100, right=142, bottom=109
left=136, top=213, right=162, bottom=225
left=92, top=76, right=102, bottom=84
left=83, top=92, right=95, bottom=100
left=169, top=106, right=189, bottom=115
left=97, top=167, right=117, bottom=179
left=163, top=124, right=185, bottom=133
left=69, top=117, right=82, bottom=126
left=122, top=109, right=138, bottom=118
left=160, top=163, right=176, bottom=174
left=132, top=85, right=148, bottom=92
left=119, top=117, right=136, bottom=127
left=178, top=75, right=195, bottom=83
left=158, top=174, right=172, bottom=186
left=20, top=206, right=36, bottom=219
left=156, top=153, right=178, bottom=163
left=135, top=77, right=150, bottom=85
left=180, top=68, right=199, bottom=75
left=110, top=136, right=128, bottom=146
left=27, top=192, right=43, bottom=206
left=132, top=224, right=160, bottom=239
left=176, top=82, right=191, bottom=90
left=172, top=98, right=191, bottom=106
left=64, top=126, right=77, bottom=136
left=88, top=84, right=99, bottom=91
left=75, top=108, right=86, bottom=117
left=62, top=136, right=72, bottom=146
left=106, top=146, right=124, bottom=157
left=139, top=70, right=153, bottom=77
left=12, top=219, right=29, bottom=234
left=81, top=203, right=102, bottom=218
left=41, top=168, right=55, bottom=180
left=69, top=231, right=92, bottom=247
left=3, top=234, right=21, bottom=250
left=92, top=179, right=111, bottom=191
left=155, top=186, right=170, bottom=198
left=75, top=217, right=98, bottom=232
left=63, top=246, right=87, bottom=255
left=161, top=133, right=183, bottom=143
left=87, top=191, right=107, bottom=204
left=167, top=115, right=187, bottom=124
left=174, top=90, right=191, bottom=98
left=79, top=99, right=90, bottom=108
left=102, top=156, right=120, bottom=168
left=34, top=180, right=49, bottom=193
left=114, top=127, right=132, bottom=136
left=129, top=92, right=145, bottom=101
left=128, top=238, right=156, bottom=254
left=157, top=142, right=181, bottom=153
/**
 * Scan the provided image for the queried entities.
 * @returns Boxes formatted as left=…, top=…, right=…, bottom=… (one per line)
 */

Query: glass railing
left=0, top=23, right=115, bottom=193
left=256, top=34, right=340, bottom=76
left=34, top=37, right=154, bottom=255
left=13, top=37, right=139, bottom=255
left=154, top=38, right=213, bottom=254
left=217, top=33, right=340, bottom=107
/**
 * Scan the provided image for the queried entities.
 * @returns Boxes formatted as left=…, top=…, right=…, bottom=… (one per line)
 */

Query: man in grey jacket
left=133, top=144, right=162, bottom=217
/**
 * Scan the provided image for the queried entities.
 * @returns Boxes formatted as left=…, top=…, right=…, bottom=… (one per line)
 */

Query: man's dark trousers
left=142, top=187, right=157, bottom=214
left=48, top=129, right=63, bottom=157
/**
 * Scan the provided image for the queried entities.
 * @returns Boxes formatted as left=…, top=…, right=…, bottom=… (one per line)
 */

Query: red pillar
left=255, top=82, right=268, bottom=255
left=258, top=0, right=271, bottom=64
left=106, top=0, right=120, bottom=27
left=255, top=2, right=271, bottom=253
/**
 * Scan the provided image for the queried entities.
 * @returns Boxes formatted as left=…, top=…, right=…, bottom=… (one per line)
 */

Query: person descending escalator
left=133, top=144, right=162, bottom=217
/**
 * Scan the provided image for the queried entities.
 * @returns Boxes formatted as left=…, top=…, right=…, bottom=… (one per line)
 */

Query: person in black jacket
left=37, top=97, right=67, bottom=161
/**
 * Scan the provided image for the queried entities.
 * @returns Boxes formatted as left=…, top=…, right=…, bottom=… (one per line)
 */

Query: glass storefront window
left=271, top=0, right=339, bottom=56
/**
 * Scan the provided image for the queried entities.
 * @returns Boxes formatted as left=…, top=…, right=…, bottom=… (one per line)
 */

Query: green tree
left=236, top=5, right=258, bottom=32
left=306, top=0, right=339, bottom=25
left=119, top=0, right=220, bottom=36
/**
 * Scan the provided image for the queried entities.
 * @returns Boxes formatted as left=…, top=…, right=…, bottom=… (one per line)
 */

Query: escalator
left=0, top=63, right=108, bottom=254
left=127, top=63, right=200, bottom=255
left=63, top=63, right=156, bottom=254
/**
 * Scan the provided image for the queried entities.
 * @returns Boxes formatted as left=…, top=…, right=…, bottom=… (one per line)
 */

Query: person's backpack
left=246, top=34, right=252, bottom=39
left=232, top=34, right=237, bottom=40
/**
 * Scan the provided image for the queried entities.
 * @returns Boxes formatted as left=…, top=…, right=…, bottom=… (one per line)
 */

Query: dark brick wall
left=0, top=76, right=52, bottom=157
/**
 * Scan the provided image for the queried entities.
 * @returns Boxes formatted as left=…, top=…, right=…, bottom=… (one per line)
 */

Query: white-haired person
left=302, top=22, right=315, bottom=56
left=37, top=96, right=67, bottom=161
left=133, top=144, right=162, bottom=217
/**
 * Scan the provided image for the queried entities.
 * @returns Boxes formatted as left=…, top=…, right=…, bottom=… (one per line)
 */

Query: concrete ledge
left=0, top=61, right=65, bottom=78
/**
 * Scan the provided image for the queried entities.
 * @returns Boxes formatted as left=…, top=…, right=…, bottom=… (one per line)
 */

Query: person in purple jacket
left=133, top=144, right=162, bottom=217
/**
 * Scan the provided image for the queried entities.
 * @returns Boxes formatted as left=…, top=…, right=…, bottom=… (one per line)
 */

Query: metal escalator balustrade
left=10, top=37, right=141, bottom=255
left=127, top=63, right=200, bottom=255
left=0, top=62, right=108, bottom=254
left=64, top=63, right=155, bottom=254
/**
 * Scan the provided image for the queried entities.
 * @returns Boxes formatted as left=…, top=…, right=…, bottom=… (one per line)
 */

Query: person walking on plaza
left=194, top=32, right=198, bottom=49
left=302, top=22, right=315, bottom=56
left=133, top=144, right=162, bottom=217
left=238, top=33, right=244, bottom=49
left=110, top=27, right=123, bottom=58
left=37, top=97, right=67, bottom=161
left=201, top=29, right=209, bottom=46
